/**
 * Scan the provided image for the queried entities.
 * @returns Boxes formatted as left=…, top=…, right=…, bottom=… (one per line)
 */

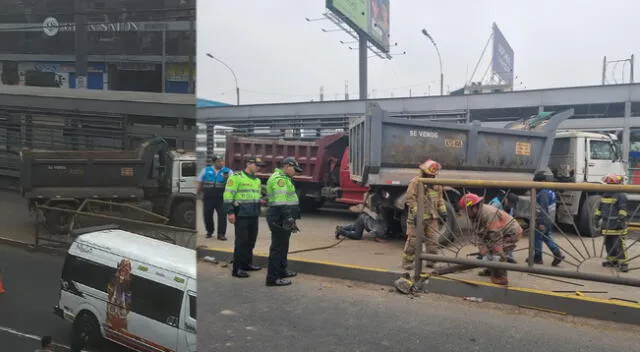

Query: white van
left=54, top=227, right=197, bottom=352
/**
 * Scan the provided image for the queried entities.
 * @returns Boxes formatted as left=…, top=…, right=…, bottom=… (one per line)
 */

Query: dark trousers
left=266, top=217, right=292, bottom=282
left=232, top=216, right=259, bottom=273
left=336, top=214, right=366, bottom=240
left=203, top=196, right=226, bottom=236
left=604, top=235, right=628, bottom=262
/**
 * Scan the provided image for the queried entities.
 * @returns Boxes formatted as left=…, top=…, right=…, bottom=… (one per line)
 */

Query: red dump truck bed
left=224, top=134, right=348, bottom=183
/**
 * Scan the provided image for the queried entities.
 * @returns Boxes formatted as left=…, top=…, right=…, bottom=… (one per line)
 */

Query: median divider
left=198, top=245, right=640, bottom=326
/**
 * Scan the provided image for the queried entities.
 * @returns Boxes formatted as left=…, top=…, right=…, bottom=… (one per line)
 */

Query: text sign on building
left=42, top=16, right=140, bottom=37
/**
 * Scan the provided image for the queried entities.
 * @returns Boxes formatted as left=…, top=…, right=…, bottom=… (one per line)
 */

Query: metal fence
left=0, top=106, right=197, bottom=190
left=412, top=178, right=640, bottom=288
left=34, top=200, right=197, bottom=250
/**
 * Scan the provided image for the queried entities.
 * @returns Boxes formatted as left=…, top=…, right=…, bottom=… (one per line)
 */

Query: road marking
left=0, top=326, right=71, bottom=350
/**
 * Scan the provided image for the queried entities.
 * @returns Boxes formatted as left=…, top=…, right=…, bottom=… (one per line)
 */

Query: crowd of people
left=199, top=155, right=631, bottom=288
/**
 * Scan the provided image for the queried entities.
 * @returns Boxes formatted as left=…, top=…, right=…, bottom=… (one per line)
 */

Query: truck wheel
left=72, top=311, right=102, bottom=349
left=172, top=201, right=196, bottom=229
left=437, top=202, right=458, bottom=247
left=44, top=203, right=76, bottom=235
left=578, top=195, right=601, bottom=238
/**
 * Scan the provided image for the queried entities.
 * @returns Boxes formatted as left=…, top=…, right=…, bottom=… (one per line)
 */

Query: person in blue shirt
left=527, top=172, right=565, bottom=266
left=197, top=156, right=232, bottom=240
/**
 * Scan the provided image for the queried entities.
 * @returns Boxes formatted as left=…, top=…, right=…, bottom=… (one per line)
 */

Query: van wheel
left=44, top=203, right=76, bottom=235
left=172, top=201, right=196, bottom=229
left=73, top=311, right=102, bottom=349
left=578, top=195, right=601, bottom=238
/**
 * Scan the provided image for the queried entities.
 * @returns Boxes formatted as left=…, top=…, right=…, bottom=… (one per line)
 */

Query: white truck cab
left=548, top=131, right=625, bottom=235
left=170, top=150, right=199, bottom=195
left=55, top=227, right=197, bottom=352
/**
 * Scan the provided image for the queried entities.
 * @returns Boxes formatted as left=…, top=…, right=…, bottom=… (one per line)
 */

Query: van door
left=177, top=285, right=197, bottom=352
left=124, top=269, right=184, bottom=352
left=586, top=139, right=617, bottom=183
left=179, top=161, right=198, bottom=194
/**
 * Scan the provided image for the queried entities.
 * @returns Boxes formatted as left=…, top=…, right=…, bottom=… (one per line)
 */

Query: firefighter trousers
left=604, top=235, right=628, bottom=263
left=403, top=218, right=439, bottom=267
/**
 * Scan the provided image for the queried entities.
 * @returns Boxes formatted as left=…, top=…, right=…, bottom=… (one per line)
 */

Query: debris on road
left=463, top=296, right=483, bottom=303
left=202, top=256, right=219, bottom=264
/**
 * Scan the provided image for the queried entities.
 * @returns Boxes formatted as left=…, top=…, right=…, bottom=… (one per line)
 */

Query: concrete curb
left=0, top=236, right=67, bottom=256
left=198, top=246, right=640, bottom=326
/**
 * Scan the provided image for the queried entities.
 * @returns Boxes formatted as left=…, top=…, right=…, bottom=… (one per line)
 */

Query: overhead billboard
left=491, top=23, right=514, bottom=85
left=326, top=0, right=390, bottom=53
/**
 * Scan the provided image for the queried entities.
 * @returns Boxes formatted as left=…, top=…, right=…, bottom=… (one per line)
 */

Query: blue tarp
left=197, top=98, right=232, bottom=108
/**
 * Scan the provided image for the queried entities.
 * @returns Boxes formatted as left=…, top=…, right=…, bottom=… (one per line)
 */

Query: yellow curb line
left=199, top=245, right=640, bottom=309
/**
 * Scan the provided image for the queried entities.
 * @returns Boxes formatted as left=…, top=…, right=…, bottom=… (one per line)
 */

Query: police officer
left=197, top=156, right=232, bottom=240
left=223, top=157, right=265, bottom=278
left=265, top=157, right=303, bottom=287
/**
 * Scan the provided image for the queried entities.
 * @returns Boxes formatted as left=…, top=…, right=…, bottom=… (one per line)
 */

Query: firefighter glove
left=439, top=211, right=448, bottom=224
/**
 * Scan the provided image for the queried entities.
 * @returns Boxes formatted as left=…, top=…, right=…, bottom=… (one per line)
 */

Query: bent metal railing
left=413, top=178, right=640, bottom=288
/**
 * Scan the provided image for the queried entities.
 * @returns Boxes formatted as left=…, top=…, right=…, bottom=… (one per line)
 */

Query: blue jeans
left=534, top=228, right=560, bottom=258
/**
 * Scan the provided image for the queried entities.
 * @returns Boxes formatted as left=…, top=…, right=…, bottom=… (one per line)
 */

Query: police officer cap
left=247, top=157, right=266, bottom=167
left=283, top=157, right=303, bottom=173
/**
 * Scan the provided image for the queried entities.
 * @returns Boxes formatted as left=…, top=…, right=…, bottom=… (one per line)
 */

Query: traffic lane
left=0, top=327, right=70, bottom=351
left=0, top=244, right=69, bottom=343
left=0, top=244, right=128, bottom=352
left=198, top=263, right=640, bottom=352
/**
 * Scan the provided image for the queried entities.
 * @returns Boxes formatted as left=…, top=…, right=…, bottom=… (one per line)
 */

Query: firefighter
left=265, top=157, right=303, bottom=287
left=197, top=155, right=232, bottom=240
left=402, top=159, right=447, bottom=270
left=595, top=173, right=629, bottom=273
left=458, top=193, right=523, bottom=285
left=223, top=157, right=265, bottom=278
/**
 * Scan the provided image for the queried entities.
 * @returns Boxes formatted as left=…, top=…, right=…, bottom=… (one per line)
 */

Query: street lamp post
left=206, top=53, right=240, bottom=105
left=421, top=28, right=443, bottom=96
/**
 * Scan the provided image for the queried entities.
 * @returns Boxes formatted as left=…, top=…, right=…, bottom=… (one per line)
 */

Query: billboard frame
left=326, top=0, right=390, bottom=54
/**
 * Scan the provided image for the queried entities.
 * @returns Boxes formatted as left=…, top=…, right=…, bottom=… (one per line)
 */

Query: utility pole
left=602, top=56, right=607, bottom=85
left=358, top=33, right=367, bottom=100
left=74, top=0, right=88, bottom=89
left=320, top=86, right=324, bottom=101
left=631, top=54, right=635, bottom=83
left=344, top=80, right=349, bottom=100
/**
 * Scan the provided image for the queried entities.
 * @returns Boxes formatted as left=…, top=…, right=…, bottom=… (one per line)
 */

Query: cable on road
left=289, top=238, right=346, bottom=255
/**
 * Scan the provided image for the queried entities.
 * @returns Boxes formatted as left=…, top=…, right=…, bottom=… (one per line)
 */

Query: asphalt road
left=0, top=244, right=126, bottom=351
left=199, top=262, right=640, bottom=352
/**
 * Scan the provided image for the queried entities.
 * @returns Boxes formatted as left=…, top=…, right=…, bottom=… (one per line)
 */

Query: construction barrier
left=34, top=200, right=197, bottom=250
left=412, top=178, right=640, bottom=287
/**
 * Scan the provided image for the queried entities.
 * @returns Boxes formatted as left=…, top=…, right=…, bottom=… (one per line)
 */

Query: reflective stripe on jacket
left=223, top=171, right=262, bottom=217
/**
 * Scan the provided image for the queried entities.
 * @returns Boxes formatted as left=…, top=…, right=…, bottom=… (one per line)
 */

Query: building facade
left=0, top=0, right=195, bottom=93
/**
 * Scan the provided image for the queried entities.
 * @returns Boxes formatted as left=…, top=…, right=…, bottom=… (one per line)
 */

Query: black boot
left=551, top=251, right=565, bottom=267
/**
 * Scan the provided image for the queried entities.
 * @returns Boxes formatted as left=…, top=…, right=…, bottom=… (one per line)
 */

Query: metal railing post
left=527, top=188, right=537, bottom=267
left=414, top=187, right=425, bottom=280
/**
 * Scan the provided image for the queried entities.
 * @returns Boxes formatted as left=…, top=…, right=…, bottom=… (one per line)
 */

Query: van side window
left=131, top=275, right=183, bottom=327
left=189, top=293, right=196, bottom=319
left=61, top=255, right=115, bottom=292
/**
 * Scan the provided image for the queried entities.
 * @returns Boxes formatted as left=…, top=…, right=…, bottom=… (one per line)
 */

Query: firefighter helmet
left=458, top=193, right=484, bottom=209
left=602, top=173, right=623, bottom=184
left=419, top=159, right=441, bottom=176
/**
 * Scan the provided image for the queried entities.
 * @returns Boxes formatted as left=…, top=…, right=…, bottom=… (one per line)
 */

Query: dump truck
left=224, top=133, right=368, bottom=211
left=223, top=103, right=624, bottom=239
left=20, top=137, right=198, bottom=233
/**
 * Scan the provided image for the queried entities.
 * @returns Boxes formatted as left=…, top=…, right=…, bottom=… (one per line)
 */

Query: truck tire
left=578, top=195, right=601, bottom=238
left=399, top=202, right=458, bottom=247
left=437, top=202, right=458, bottom=247
left=44, top=203, right=76, bottom=235
left=171, top=201, right=196, bottom=229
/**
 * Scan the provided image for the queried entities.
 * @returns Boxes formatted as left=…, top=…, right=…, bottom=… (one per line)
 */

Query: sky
left=197, top=0, right=640, bottom=105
